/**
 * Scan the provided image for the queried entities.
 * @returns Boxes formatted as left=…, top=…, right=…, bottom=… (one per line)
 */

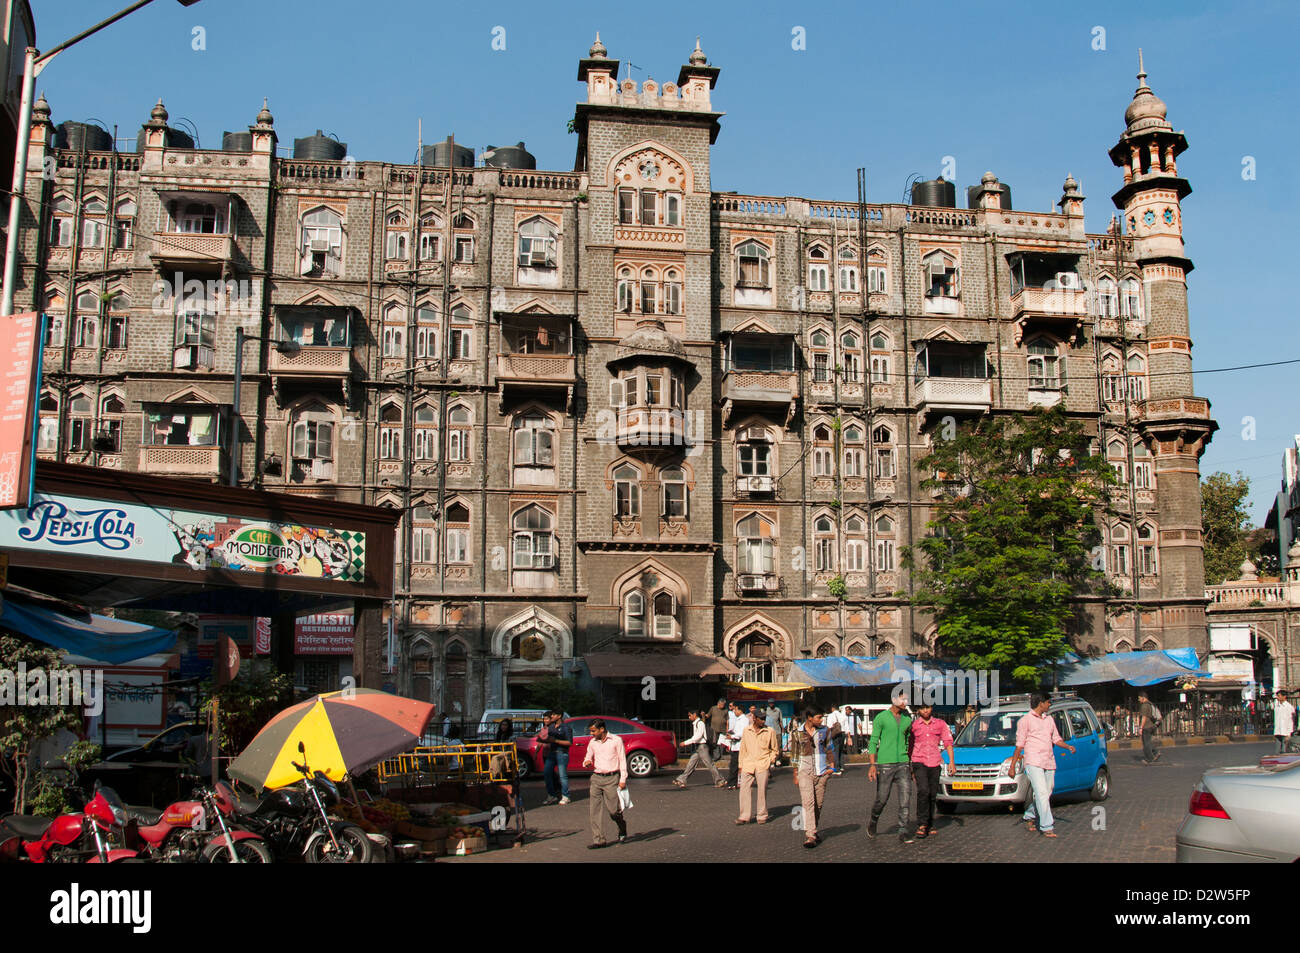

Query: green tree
left=200, top=660, right=293, bottom=755
left=1200, top=471, right=1252, bottom=585
left=0, top=636, right=85, bottom=813
left=905, top=407, right=1116, bottom=685
left=523, top=677, right=597, bottom=716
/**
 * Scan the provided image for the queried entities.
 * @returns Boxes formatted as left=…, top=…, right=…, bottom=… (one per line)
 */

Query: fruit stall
left=370, top=742, right=526, bottom=858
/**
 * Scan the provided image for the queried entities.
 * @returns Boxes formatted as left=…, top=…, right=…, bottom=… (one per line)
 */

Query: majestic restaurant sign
left=0, top=494, right=367, bottom=582
left=295, top=612, right=355, bottom=655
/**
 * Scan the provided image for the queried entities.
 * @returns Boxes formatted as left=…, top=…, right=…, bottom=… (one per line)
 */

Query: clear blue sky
left=31, top=0, right=1299, bottom=524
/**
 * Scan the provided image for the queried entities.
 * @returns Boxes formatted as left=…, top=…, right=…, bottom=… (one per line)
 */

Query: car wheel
left=515, top=757, right=531, bottom=780
left=1090, top=766, right=1110, bottom=802
left=627, top=750, right=657, bottom=778
left=937, top=800, right=957, bottom=816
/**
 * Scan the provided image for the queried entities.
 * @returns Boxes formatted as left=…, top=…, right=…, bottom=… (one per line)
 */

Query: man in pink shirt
left=582, top=719, right=628, bottom=848
left=1009, top=695, right=1076, bottom=838
left=909, top=702, right=955, bottom=839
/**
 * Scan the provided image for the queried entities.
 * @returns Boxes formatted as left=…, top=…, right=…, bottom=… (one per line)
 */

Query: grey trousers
left=1141, top=729, right=1156, bottom=761
left=588, top=773, right=626, bottom=844
left=871, top=762, right=914, bottom=834
left=678, top=743, right=721, bottom=784
left=797, top=768, right=829, bottom=839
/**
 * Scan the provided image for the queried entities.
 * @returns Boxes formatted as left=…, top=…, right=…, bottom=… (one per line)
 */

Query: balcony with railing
left=616, top=406, right=687, bottom=448
left=138, top=444, right=225, bottom=479
left=270, top=306, right=356, bottom=381
left=150, top=191, right=236, bottom=270
left=496, top=318, right=576, bottom=402
left=720, top=333, right=797, bottom=425
left=913, top=341, right=992, bottom=420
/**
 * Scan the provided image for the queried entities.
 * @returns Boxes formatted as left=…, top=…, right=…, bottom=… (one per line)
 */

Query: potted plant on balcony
left=91, top=431, right=116, bottom=453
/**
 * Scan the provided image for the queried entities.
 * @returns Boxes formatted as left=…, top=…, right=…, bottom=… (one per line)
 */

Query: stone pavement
left=448, top=742, right=1274, bottom=864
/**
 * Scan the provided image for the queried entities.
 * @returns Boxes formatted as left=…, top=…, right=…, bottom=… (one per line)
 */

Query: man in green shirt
left=867, top=692, right=915, bottom=844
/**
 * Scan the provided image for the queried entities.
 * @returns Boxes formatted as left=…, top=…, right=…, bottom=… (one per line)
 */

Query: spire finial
left=589, top=31, right=607, bottom=59
left=689, top=35, right=708, bottom=66
left=1137, top=48, right=1148, bottom=86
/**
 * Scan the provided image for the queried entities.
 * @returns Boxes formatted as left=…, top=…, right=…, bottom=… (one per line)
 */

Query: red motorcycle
left=126, top=780, right=272, bottom=863
left=0, top=782, right=138, bottom=863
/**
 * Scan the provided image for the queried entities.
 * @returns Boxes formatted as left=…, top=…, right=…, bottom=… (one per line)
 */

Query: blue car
left=938, top=693, right=1110, bottom=813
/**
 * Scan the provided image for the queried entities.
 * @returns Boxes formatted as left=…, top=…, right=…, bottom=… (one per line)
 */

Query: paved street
left=450, top=742, right=1275, bottom=863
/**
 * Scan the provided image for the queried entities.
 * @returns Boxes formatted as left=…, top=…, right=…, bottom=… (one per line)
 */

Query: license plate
left=951, top=781, right=985, bottom=791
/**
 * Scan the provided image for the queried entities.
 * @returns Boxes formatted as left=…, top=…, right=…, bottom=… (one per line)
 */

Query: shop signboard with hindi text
left=295, top=612, right=354, bottom=656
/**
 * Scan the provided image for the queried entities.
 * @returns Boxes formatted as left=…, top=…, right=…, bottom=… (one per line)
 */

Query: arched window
left=844, top=515, right=866, bottom=571
left=66, top=393, right=93, bottom=452
left=449, top=305, right=473, bottom=360
left=512, top=505, right=555, bottom=569
left=624, top=590, right=645, bottom=637
left=413, top=403, right=437, bottom=460
left=867, top=246, right=888, bottom=293
left=98, top=393, right=124, bottom=452
left=738, top=633, right=773, bottom=682
left=170, top=199, right=224, bottom=235
left=113, top=198, right=136, bottom=249
left=300, top=207, right=342, bottom=277
left=1126, top=353, right=1148, bottom=401
left=813, top=424, right=833, bottom=477
left=815, top=642, right=835, bottom=658
left=37, top=392, right=58, bottom=452
left=814, top=515, right=836, bottom=572
left=870, top=331, right=891, bottom=383
left=290, top=402, right=336, bottom=481
left=875, top=515, right=896, bottom=570
left=652, top=590, right=678, bottom=639
left=614, top=463, right=640, bottom=518
left=411, top=504, right=436, bottom=562
left=808, top=244, right=829, bottom=292
left=843, top=424, right=864, bottom=477
left=872, top=425, right=895, bottom=479
left=105, top=293, right=130, bottom=349
left=81, top=197, right=106, bottom=248
left=846, top=641, right=868, bottom=658
left=513, top=412, right=555, bottom=470
left=1027, top=336, right=1061, bottom=389
left=1138, top=522, right=1158, bottom=576
left=735, top=240, right=770, bottom=288
left=1132, top=441, right=1154, bottom=489
left=381, top=303, right=405, bottom=358
left=736, top=513, right=776, bottom=576
left=840, top=331, right=862, bottom=382
left=447, top=405, right=472, bottom=462
left=640, top=267, right=658, bottom=314
left=385, top=212, right=408, bottom=260
left=664, top=269, right=681, bottom=315
left=1120, top=277, right=1142, bottom=319
left=737, top=428, right=772, bottom=479
left=418, top=213, right=441, bottom=261
left=1097, top=276, right=1118, bottom=318
left=73, top=291, right=99, bottom=349
left=616, top=267, right=634, bottom=313
left=809, top=329, right=830, bottom=382
left=446, top=501, right=470, bottom=564
left=1110, top=523, right=1130, bottom=576
left=838, top=245, right=859, bottom=292
left=661, top=466, right=688, bottom=518
left=518, top=216, right=558, bottom=268
left=415, top=305, right=438, bottom=359
left=453, top=213, right=475, bottom=263
left=923, top=250, right=958, bottom=298
left=49, top=196, right=74, bottom=247
left=379, top=403, right=402, bottom=460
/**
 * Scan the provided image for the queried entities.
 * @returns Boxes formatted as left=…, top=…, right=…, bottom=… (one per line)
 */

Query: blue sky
left=31, top=0, right=1299, bottom=523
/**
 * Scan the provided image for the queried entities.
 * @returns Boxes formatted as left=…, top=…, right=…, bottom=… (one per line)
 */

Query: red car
left=515, top=717, right=677, bottom=779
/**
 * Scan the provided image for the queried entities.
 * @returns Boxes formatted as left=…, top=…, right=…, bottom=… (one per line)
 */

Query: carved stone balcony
left=138, top=444, right=225, bottom=479
left=496, top=353, right=576, bottom=408
left=721, top=369, right=797, bottom=426
left=149, top=232, right=233, bottom=270
left=914, top=377, right=992, bottom=420
left=1010, top=286, right=1088, bottom=343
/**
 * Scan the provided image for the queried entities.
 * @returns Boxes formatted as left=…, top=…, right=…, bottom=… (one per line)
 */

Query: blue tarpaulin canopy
left=789, top=655, right=970, bottom=688
left=0, top=597, right=176, bottom=664
left=1055, top=648, right=1207, bottom=687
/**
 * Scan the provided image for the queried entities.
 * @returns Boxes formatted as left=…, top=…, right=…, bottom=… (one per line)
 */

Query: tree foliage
left=523, top=676, right=597, bottom=716
left=200, top=660, right=293, bottom=755
left=905, top=407, right=1116, bottom=685
left=0, top=636, right=85, bottom=814
left=1200, top=471, right=1253, bottom=585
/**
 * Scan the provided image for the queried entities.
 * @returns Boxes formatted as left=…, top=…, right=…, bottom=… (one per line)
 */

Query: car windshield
left=955, top=709, right=1025, bottom=747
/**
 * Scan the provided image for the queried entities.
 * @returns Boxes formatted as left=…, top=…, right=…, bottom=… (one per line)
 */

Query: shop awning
left=583, top=652, right=740, bottom=679
left=1056, top=648, right=1207, bottom=687
left=737, top=682, right=812, bottom=693
left=788, top=657, right=882, bottom=687
left=0, top=597, right=177, bottom=664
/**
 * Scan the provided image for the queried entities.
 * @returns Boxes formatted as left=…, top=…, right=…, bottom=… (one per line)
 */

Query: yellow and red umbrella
left=228, top=688, right=434, bottom=791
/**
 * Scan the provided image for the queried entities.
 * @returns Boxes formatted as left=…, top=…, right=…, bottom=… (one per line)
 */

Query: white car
left=1176, top=760, right=1300, bottom=862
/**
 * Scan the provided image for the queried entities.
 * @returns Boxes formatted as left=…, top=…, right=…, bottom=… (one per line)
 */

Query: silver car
left=1176, top=760, right=1300, bottom=862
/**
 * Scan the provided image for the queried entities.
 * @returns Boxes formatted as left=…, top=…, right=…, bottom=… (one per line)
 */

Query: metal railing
left=1097, top=703, right=1276, bottom=739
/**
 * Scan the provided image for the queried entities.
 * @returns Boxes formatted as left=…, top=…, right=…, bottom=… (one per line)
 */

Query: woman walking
left=674, top=710, right=725, bottom=788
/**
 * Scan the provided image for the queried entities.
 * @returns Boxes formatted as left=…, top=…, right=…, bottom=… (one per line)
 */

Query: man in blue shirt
left=539, top=710, right=573, bottom=805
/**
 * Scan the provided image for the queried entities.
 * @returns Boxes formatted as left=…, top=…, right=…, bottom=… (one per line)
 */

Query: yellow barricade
left=377, top=742, right=520, bottom=785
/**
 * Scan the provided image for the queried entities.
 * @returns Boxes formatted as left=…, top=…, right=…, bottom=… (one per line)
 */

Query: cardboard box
left=452, top=835, right=487, bottom=856
left=396, top=821, right=451, bottom=840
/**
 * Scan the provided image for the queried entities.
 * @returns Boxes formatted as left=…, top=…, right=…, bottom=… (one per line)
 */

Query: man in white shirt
left=825, top=705, right=845, bottom=775
left=1274, top=691, right=1296, bottom=753
left=724, top=703, right=749, bottom=789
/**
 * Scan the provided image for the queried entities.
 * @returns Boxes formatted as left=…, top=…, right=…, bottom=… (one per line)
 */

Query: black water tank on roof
left=482, top=141, right=536, bottom=170
left=422, top=137, right=474, bottom=168
left=135, top=126, right=195, bottom=153
left=293, top=130, right=347, bottom=161
left=56, top=121, right=113, bottom=152
left=222, top=130, right=253, bottom=152
left=910, top=177, right=957, bottom=208
left=966, top=182, right=1013, bottom=210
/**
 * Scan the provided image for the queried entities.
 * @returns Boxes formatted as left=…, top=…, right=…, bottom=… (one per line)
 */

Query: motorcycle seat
left=126, top=806, right=164, bottom=826
left=234, top=792, right=271, bottom=817
left=1, top=814, right=55, bottom=839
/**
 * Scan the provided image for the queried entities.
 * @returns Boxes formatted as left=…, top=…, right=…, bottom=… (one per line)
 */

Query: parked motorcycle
left=125, top=776, right=272, bottom=863
left=0, top=778, right=138, bottom=863
left=226, top=745, right=370, bottom=863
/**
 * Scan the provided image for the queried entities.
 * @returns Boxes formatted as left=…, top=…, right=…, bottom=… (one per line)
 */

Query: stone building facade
left=11, top=39, right=1217, bottom=724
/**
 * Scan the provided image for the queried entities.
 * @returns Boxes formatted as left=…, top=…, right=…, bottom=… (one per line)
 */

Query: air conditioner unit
left=1055, top=272, right=1081, bottom=290
left=310, top=238, right=331, bottom=253
left=737, top=574, right=767, bottom=592
left=740, top=475, right=773, bottom=493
